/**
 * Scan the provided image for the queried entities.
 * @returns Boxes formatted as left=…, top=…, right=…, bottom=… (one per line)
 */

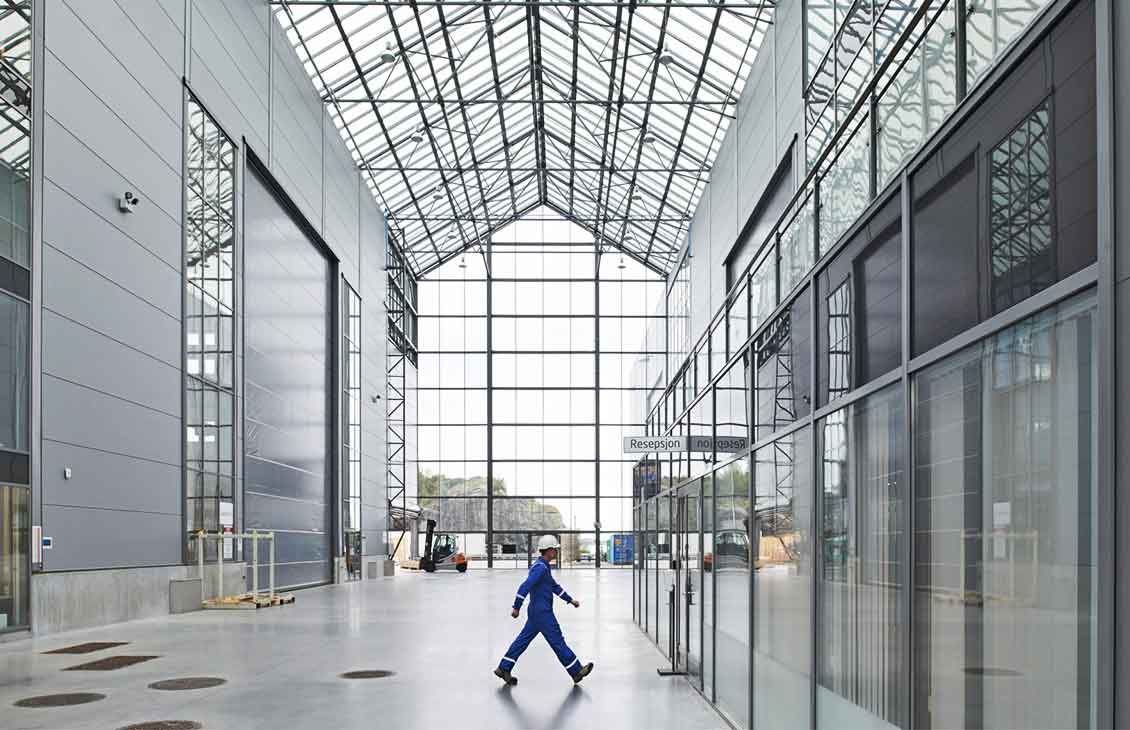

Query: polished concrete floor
left=1, top=568, right=725, bottom=730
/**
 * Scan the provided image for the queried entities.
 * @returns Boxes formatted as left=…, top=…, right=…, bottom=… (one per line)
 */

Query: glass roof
left=275, top=1, right=774, bottom=276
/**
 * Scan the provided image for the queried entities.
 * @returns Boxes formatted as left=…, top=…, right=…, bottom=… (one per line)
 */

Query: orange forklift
left=420, top=519, right=469, bottom=573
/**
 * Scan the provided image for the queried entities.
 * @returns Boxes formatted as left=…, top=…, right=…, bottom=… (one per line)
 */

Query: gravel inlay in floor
left=63, top=655, right=160, bottom=671
left=148, top=677, right=227, bottom=691
left=43, top=642, right=129, bottom=655
left=340, top=670, right=396, bottom=679
left=14, top=692, right=107, bottom=708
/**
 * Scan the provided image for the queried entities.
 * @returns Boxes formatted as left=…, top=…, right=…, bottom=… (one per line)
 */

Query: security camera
left=118, top=191, right=140, bottom=213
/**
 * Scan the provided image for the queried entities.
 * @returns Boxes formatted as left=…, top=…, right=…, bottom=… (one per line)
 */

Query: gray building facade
left=0, top=0, right=402, bottom=636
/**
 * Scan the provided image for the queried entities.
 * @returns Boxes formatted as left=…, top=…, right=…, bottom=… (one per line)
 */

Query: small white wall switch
left=63, top=467, right=72, bottom=480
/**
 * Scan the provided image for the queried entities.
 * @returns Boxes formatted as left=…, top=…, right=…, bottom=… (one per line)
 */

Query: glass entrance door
left=678, top=480, right=703, bottom=689
left=0, top=485, right=29, bottom=631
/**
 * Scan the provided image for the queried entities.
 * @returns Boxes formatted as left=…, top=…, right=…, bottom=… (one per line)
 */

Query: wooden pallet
left=202, top=592, right=296, bottom=610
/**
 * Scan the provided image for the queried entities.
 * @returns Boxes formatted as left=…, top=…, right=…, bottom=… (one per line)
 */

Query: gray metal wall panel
left=774, top=2, right=805, bottom=155
left=359, top=193, right=387, bottom=557
left=42, top=117, right=181, bottom=270
left=690, top=191, right=712, bottom=339
left=41, top=505, right=180, bottom=571
left=244, top=166, right=332, bottom=588
left=188, top=51, right=268, bottom=155
left=42, top=180, right=180, bottom=317
left=60, top=0, right=183, bottom=117
left=191, top=1, right=269, bottom=124
left=323, top=111, right=361, bottom=282
left=114, top=0, right=184, bottom=73
left=271, top=24, right=321, bottom=135
left=41, top=440, right=181, bottom=515
left=44, top=3, right=180, bottom=171
left=269, top=122, right=323, bottom=229
left=42, top=245, right=180, bottom=368
left=270, top=21, right=324, bottom=228
left=42, top=310, right=180, bottom=417
left=42, top=374, right=179, bottom=466
left=153, top=0, right=185, bottom=32
left=198, top=0, right=270, bottom=75
left=188, top=0, right=270, bottom=153
left=42, top=53, right=181, bottom=219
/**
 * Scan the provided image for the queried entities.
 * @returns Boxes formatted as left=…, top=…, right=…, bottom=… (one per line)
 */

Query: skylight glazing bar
left=329, top=5, right=446, bottom=264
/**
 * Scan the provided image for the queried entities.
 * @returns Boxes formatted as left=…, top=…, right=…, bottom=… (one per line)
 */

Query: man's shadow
left=495, top=684, right=590, bottom=729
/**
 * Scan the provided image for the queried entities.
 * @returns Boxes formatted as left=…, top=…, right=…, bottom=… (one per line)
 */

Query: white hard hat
left=537, top=535, right=561, bottom=551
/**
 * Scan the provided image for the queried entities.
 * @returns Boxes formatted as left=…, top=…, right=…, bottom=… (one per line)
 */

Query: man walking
left=494, top=535, right=594, bottom=686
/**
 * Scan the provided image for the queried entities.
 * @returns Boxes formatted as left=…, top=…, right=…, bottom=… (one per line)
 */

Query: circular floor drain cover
left=340, top=670, right=396, bottom=679
left=117, top=723, right=203, bottom=730
left=148, top=677, right=227, bottom=691
left=15, top=692, right=106, bottom=708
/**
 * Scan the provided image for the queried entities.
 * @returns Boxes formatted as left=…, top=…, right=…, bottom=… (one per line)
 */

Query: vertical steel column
left=594, top=245, right=601, bottom=568
left=808, top=272, right=819, bottom=730
left=332, top=269, right=343, bottom=570
left=955, top=0, right=969, bottom=103
left=1094, top=0, right=1116, bottom=726
left=486, top=234, right=494, bottom=567
left=899, top=164, right=915, bottom=729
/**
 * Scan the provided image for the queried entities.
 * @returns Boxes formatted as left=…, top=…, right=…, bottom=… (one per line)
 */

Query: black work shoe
left=572, top=662, right=594, bottom=684
left=494, top=667, right=518, bottom=686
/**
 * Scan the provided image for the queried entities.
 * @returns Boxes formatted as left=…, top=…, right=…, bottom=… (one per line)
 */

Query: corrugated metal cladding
left=243, top=166, right=332, bottom=590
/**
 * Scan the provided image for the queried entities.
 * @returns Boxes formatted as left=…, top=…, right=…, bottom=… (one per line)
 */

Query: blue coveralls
left=498, top=556, right=583, bottom=677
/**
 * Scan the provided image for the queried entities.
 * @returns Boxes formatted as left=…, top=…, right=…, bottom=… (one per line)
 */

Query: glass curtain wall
left=0, top=0, right=30, bottom=632
left=184, top=94, right=236, bottom=560
left=342, top=282, right=362, bottom=579
left=414, top=208, right=664, bottom=567
left=632, top=3, right=1100, bottom=729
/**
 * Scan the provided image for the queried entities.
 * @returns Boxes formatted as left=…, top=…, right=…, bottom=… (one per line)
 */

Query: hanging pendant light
left=380, top=40, right=397, bottom=65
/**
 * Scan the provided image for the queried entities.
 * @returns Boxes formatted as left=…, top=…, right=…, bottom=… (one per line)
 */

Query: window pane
left=0, top=291, right=28, bottom=451
left=912, top=291, right=1096, bottom=729
left=817, top=194, right=901, bottom=405
left=990, top=101, right=1054, bottom=313
left=714, top=457, right=751, bottom=728
left=754, top=288, right=812, bottom=439
left=754, top=427, right=813, bottom=730
left=817, top=385, right=906, bottom=728
left=912, top=153, right=979, bottom=355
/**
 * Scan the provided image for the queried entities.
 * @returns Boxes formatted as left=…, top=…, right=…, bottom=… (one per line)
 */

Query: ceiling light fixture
left=658, top=46, right=675, bottom=66
left=410, top=127, right=425, bottom=144
left=380, top=40, right=397, bottom=65
left=617, top=255, right=627, bottom=270
left=642, top=131, right=658, bottom=146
